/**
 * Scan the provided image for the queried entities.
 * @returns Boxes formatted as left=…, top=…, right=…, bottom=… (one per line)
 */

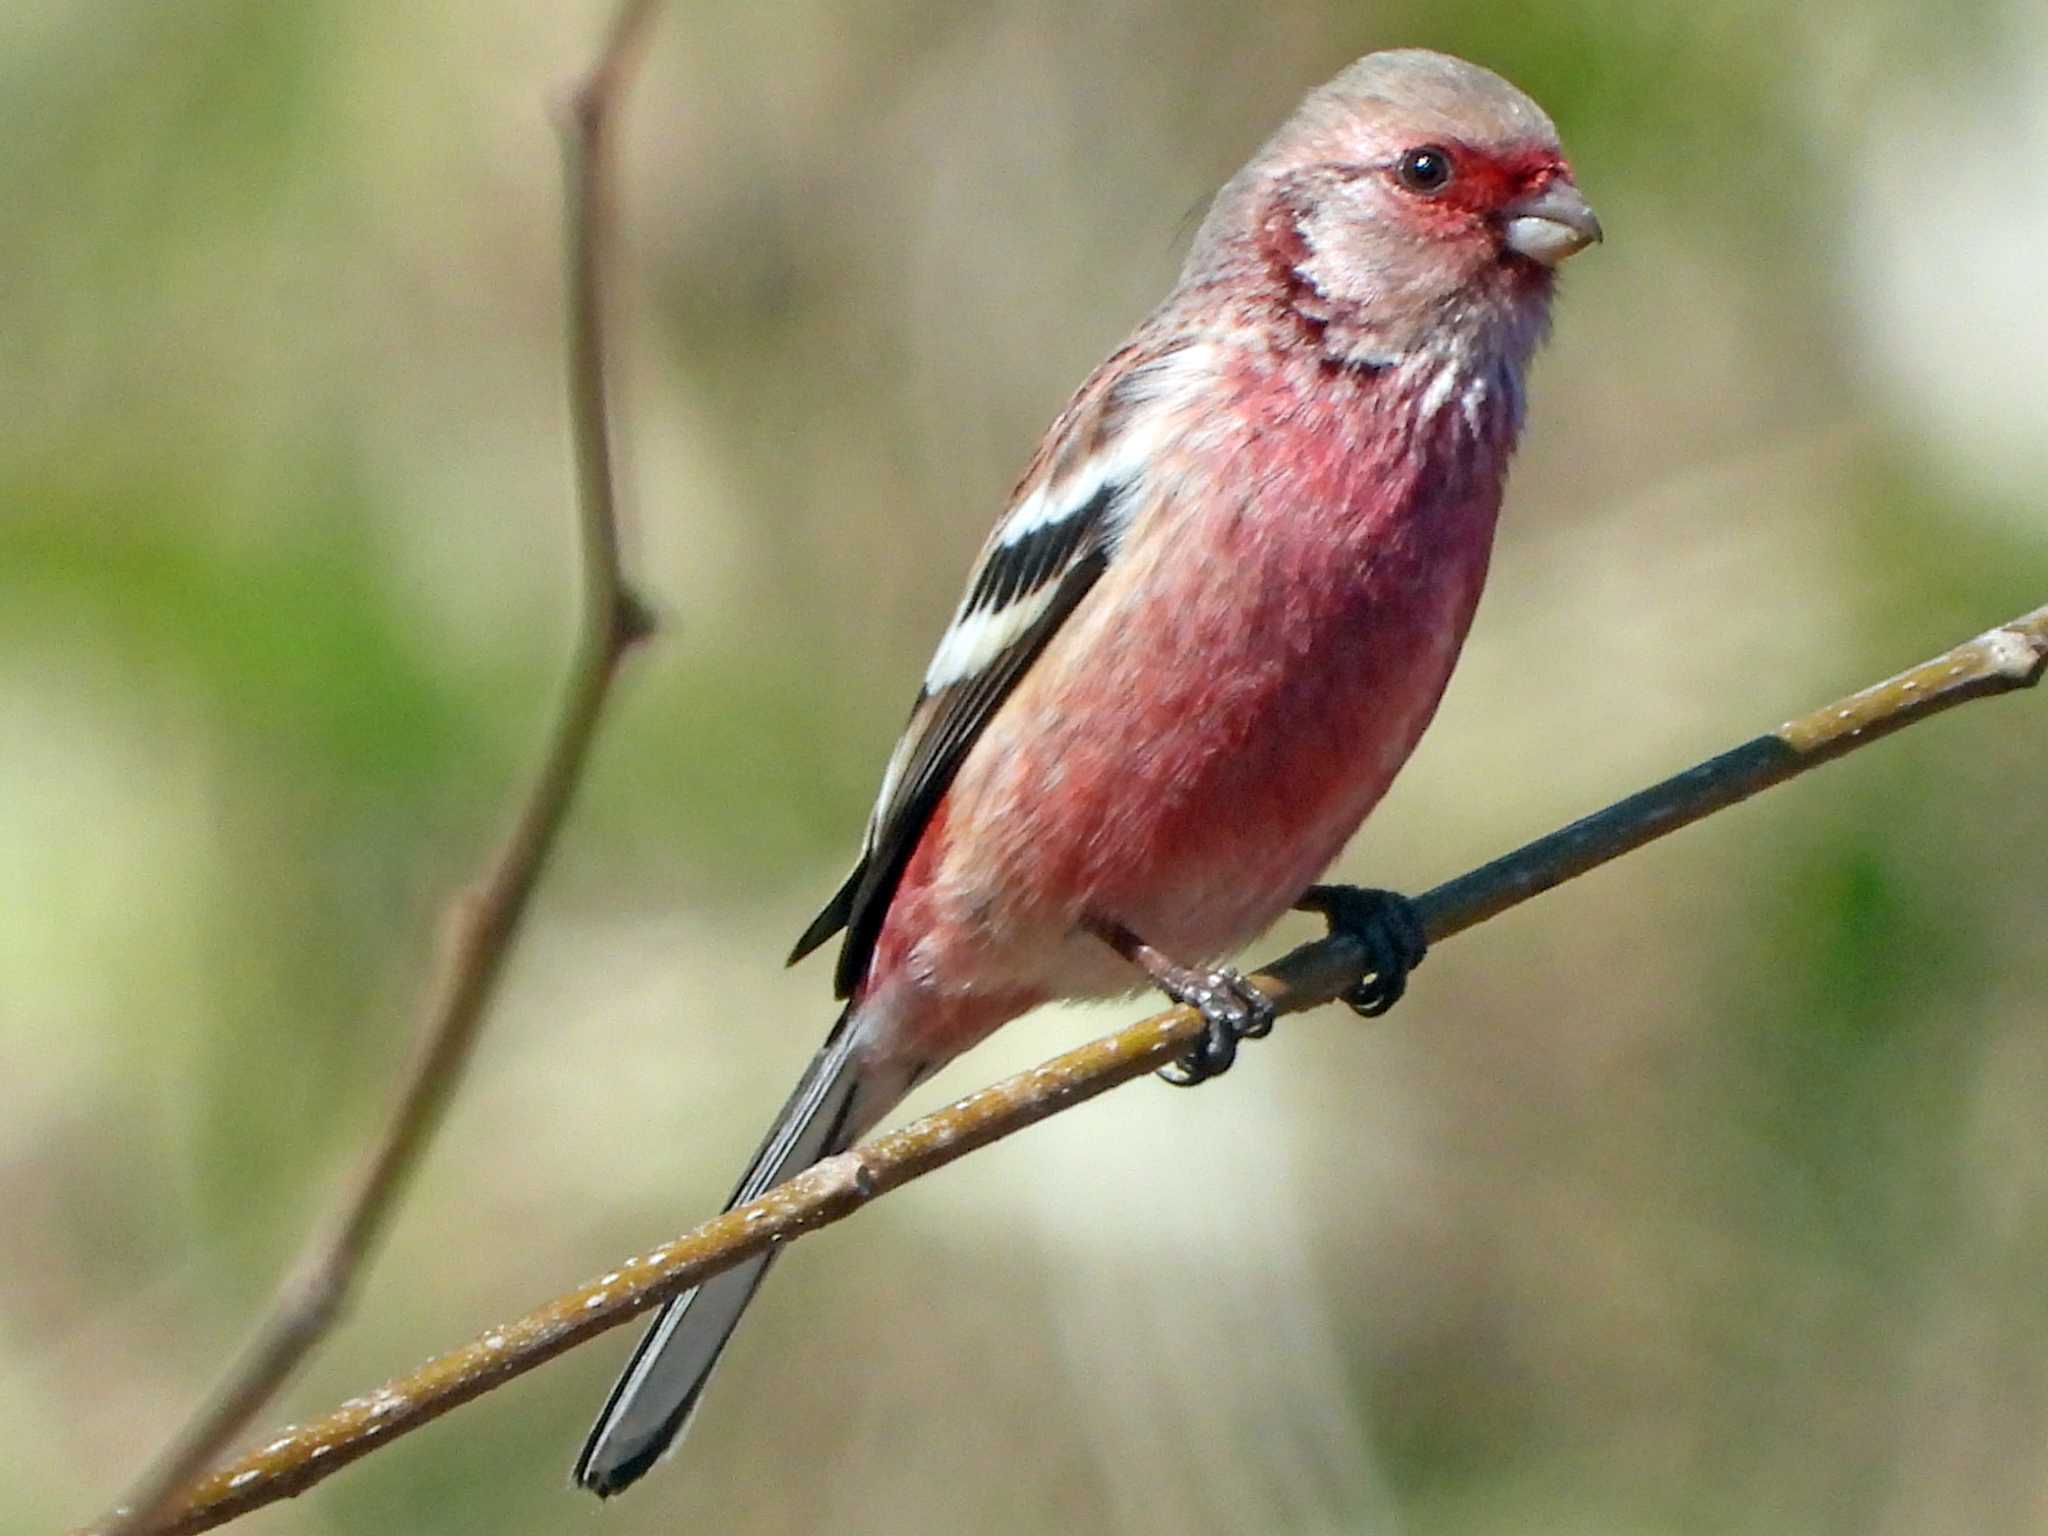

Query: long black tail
left=573, top=1013, right=881, bottom=1496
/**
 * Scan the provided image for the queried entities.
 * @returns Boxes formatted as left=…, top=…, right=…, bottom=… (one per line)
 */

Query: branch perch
left=98, top=8, right=663, bottom=1532
left=98, top=602, right=2048, bottom=1536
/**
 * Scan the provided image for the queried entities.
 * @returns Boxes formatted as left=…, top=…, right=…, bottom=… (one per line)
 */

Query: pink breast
left=875, top=350, right=1514, bottom=1032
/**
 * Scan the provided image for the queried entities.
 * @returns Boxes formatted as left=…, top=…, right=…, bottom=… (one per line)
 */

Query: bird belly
left=909, top=486, right=1496, bottom=1030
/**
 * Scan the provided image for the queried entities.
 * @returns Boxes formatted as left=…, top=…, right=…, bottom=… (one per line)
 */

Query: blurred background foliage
left=6, top=2, right=2046, bottom=1532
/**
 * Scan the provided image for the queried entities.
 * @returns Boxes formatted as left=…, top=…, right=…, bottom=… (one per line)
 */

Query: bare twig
left=93, top=603, right=2048, bottom=1536
left=98, top=11, right=663, bottom=1533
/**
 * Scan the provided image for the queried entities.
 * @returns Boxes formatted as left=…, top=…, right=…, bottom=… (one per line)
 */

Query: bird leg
left=1294, top=885, right=1427, bottom=1018
left=1082, top=914, right=1275, bottom=1086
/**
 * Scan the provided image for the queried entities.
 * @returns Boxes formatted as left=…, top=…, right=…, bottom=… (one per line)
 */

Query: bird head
left=1190, top=50, right=1601, bottom=372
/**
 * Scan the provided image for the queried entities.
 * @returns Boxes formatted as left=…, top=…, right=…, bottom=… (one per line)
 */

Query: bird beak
left=1502, top=179, right=1603, bottom=267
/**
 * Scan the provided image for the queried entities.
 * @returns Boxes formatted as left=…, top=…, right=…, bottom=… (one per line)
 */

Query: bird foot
left=1152, top=964, right=1275, bottom=1087
left=1080, top=914, right=1277, bottom=1086
left=1295, top=885, right=1427, bottom=1018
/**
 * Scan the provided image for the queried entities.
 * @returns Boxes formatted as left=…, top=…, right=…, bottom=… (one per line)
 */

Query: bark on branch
left=92, top=601, right=2048, bottom=1536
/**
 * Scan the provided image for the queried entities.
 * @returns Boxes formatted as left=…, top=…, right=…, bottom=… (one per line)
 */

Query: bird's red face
left=1225, top=56, right=1601, bottom=371
left=1371, top=138, right=1601, bottom=279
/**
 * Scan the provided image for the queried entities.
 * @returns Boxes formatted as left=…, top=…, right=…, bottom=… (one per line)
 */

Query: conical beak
left=1502, top=180, right=1603, bottom=267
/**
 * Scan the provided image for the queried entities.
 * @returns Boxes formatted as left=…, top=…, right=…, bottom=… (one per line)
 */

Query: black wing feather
left=786, top=329, right=1182, bottom=996
left=830, top=543, right=1109, bottom=998
left=789, top=515, right=1117, bottom=999
left=963, top=499, right=1102, bottom=616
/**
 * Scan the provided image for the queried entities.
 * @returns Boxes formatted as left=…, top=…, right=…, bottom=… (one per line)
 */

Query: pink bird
left=576, top=47, right=1600, bottom=1495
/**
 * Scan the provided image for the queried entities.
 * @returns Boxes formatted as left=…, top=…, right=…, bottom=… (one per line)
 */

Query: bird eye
left=1395, top=145, right=1455, bottom=194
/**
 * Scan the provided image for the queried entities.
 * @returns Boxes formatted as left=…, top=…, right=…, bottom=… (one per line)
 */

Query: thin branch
left=97, top=12, right=663, bottom=1533
left=95, top=602, right=2048, bottom=1536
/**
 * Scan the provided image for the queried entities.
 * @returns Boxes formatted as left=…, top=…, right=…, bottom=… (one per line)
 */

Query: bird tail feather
left=573, top=1009, right=883, bottom=1497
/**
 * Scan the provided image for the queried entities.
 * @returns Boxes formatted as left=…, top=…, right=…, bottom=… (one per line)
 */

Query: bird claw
left=1296, top=885, right=1427, bottom=1019
left=1154, top=965, right=1276, bottom=1086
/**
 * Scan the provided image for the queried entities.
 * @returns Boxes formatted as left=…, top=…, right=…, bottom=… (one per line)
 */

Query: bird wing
left=790, top=336, right=1202, bottom=998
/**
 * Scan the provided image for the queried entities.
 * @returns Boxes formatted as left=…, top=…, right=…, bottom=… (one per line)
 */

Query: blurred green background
left=8, top=2, right=2047, bottom=1532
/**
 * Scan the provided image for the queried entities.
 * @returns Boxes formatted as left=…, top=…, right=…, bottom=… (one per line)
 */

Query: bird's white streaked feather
left=1415, top=359, right=1460, bottom=420
left=994, top=421, right=1157, bottom=547
left=923, top=580, right=1065, bottom=690
left=990, top=343, right=1209, bottom=547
